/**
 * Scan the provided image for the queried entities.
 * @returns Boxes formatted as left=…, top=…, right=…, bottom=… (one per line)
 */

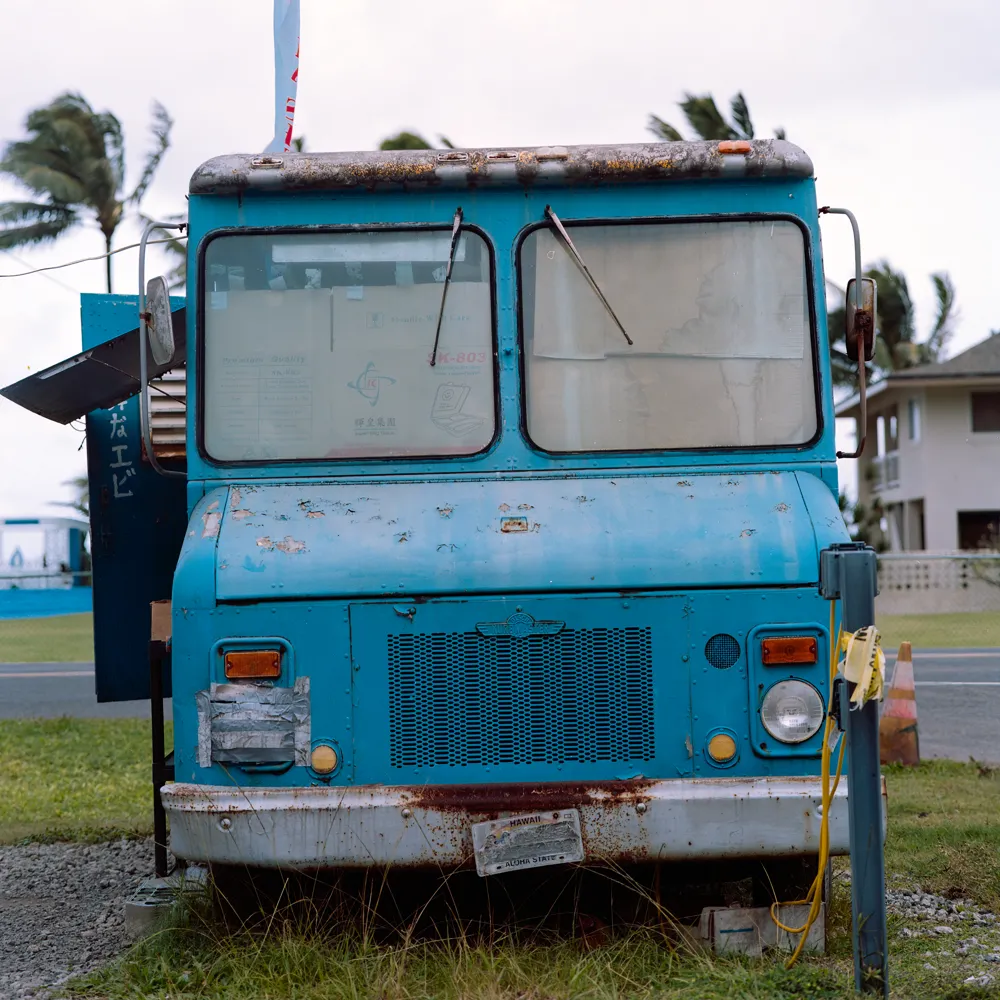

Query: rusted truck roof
left=189, top=139, right=814, bottom=195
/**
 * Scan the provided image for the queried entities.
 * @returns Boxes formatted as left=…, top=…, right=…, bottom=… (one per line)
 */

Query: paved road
left=883, top=648, right=1000, bottom=763
left=0, top=662, right=172, bottom=720
left=1, top=652, right=996, bottom=761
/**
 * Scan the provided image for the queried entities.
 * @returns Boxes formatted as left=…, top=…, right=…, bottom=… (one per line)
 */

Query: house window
left=971, top=392, right=1000, bottom=433
left=958, top=510, right=1000, bottom=550
left=908, top=398, right=921, bottom=442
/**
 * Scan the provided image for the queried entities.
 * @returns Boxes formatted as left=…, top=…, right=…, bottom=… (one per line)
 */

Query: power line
left=0, top=236, right=187, bottom=280
left=0, top=248, right=79, bottom=293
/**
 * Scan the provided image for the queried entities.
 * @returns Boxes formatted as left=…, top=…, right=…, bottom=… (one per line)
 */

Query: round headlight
left=760, top=680, right=825, bottom=744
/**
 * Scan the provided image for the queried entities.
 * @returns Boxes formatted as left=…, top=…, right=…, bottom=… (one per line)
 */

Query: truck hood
left=209, top=471, right=847, bottom=601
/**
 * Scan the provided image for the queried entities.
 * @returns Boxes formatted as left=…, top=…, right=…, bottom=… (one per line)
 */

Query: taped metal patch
left=196, top=677, right=310, bottom=767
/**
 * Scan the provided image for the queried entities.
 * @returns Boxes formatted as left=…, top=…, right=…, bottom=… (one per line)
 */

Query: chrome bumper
left=162, top=776, right=884, bottom=869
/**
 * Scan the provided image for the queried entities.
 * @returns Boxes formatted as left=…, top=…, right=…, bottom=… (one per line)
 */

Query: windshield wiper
left=544, top=205, right=633, bottom=347
left=429, top=207, right=464, bottom=367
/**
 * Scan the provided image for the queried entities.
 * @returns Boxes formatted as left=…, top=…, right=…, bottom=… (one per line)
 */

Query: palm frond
left=774, top=127, right=787, bottom=141
left=729, top=93, right=754, bottom=139
left=647, top=114, right=684, bottom=142
left=438, top=135, right=456, bottom=149
left=0, top=141, right=89, bottom=203
left=865, top=259, right=914, bottom=368
left=0, top=201, right=77, bottom=247
left=290, top=135, right=307, bottom=152
left=378, top=131, right=433, bottom=150
left=679, top=93, right=737, bottom=140
left=128, top=101, right=173, bottom=205
left=925, top=272, right=957, bottom=361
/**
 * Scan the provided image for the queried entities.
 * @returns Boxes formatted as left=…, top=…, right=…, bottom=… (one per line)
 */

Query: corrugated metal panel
left=148, top=368, right=187, bottom=460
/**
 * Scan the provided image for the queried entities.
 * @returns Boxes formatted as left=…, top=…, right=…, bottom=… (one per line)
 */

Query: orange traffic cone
left=880, top=641, right=920, bottom=766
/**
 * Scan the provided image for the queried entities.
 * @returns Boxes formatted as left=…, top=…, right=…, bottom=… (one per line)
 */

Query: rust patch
left=256, top=535, right=307, bottom=553
left=517, top=504, right=534, bottom=511
left=498, top=503, right=511, bottom=513
left=437, top=506, right=454, bottom=518
left=676, top=480, right=692, bottom=487
left=306, top=510, right=325, bottom=518
left=232, top=509, right=253, bottom=520
left=685, top=735, right=694, bottom=758
left=740, top=528, right=757, bottom=538
left=396, top=531, right=409, bottom=543
left=501, top=517, right=529, bottom=533
left=405, top=779, right=657, bottom=817
left=773, top=503, right=790, bottom=513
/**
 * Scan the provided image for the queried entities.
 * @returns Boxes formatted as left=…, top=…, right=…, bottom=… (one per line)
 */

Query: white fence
left=876, top=552, right=1000, bottom=615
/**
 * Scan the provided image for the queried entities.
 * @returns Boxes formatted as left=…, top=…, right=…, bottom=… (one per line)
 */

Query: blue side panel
left=82, top=293, right=187, bottom=702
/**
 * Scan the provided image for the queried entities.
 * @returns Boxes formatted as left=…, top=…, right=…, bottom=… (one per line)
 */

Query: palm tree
left=0, top=92, right=172, bottom=292
left=649, top=92, right=786, bottom=143
left=378, top=132, right=455, bottom=150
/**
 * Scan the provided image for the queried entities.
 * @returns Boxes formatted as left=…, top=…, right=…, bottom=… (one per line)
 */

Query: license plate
left=471, top=809, right=585, bottom=877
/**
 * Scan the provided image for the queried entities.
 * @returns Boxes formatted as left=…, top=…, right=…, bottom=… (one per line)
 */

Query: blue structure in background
left=0, top=516, right=92, bottom=619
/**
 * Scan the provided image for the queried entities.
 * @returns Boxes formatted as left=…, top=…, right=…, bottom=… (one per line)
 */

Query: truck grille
left=388, top=626, right=655, bottom=768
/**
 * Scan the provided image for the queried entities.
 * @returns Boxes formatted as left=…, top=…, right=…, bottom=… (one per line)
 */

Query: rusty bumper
left=161, top=776, right=884, bottom=869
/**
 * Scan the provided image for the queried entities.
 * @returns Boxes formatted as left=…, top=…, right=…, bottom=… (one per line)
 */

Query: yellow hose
left=770, top=600, right=846, bottom=967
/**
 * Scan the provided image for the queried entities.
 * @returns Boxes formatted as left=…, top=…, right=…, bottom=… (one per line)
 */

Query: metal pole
left=150, top=640, right=169, bottom=879
left=820, top=543, right=887, bottom=996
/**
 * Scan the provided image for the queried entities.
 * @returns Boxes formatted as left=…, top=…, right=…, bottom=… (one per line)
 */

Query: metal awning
left=0, top=309, right=186, bottom=424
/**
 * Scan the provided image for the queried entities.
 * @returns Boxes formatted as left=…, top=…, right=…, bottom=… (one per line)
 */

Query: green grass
left=877, top=611, right=1000, bottom=651
left=52, top=758, right=1000, bottom=1000
left=0, top=612, right=94, bottom=662
left=882, top=759, right=1000, bottom=912
left=0, top=718, right=169, bottom=843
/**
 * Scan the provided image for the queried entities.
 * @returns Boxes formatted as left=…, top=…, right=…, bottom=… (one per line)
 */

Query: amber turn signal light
left=224, top=650, right=281, bottom=679
left=761, top=636, right=818, bottom=666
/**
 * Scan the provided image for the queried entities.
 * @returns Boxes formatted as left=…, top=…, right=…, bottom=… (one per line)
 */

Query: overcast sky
left=0, top=0, right=997, bottom=518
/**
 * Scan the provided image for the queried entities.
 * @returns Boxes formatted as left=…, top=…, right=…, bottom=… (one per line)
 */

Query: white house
left=0, top=516, right=89, bottom=589
left=836, top=333, right=1000, bottom=553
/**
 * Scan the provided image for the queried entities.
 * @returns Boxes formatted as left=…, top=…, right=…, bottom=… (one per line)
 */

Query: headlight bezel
left=760, top=679, right=826, bottom=745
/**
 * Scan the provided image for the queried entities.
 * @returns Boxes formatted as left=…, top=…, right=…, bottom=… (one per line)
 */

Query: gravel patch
left=0, top=838, right=158, bottom=1000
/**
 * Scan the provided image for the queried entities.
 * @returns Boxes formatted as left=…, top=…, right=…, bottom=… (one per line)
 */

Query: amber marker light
left=311, top=745, right=338, bottom=774
left=224, top=650, right=281, bottom=679
left=761, top=636, right=818, bottom=666
left=708, top=733, right=737, bottom=763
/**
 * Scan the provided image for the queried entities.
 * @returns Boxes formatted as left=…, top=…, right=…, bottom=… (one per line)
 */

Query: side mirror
left=845, top=277, right=877, bottom=363
left=145, top=275, right=175, bottom=366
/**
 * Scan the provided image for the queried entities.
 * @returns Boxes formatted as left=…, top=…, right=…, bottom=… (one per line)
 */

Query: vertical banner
left=264, top=0, right=300, bottom=154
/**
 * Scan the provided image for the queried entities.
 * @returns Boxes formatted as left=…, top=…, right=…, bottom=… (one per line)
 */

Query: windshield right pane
left=520, top=219, right=816, bottom=452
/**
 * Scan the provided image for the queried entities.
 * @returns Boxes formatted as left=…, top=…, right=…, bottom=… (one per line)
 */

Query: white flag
left=264, top=0, right=300, bottom=154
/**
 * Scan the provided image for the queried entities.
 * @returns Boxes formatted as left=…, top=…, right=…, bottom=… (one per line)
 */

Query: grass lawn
left=877, top=611, right=1000, bottom=651
left=0, top=612, right=94, bottom=662
left=6, top=715, right=990, bottom=999
left=0, top=718, right=168, bottom=843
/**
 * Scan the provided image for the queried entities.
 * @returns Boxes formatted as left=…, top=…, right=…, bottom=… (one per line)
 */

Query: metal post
left=819, top=543, right=887, bottom=996
left=149, top=640, right=170, bottom=878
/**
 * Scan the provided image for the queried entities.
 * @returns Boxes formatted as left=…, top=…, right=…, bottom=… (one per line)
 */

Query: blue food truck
left=2, top=140, right=886, bottom=971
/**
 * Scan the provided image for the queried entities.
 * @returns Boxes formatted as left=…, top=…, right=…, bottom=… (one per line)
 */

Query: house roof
left=891, top=333, right=1000, bottom=380
left=835, top=334, right=1000, bottom=417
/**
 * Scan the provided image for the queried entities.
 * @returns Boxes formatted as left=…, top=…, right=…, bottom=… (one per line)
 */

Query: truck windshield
left=202, top=229, right=495, bottom=462
left=519, top=218, right=816, bottom=452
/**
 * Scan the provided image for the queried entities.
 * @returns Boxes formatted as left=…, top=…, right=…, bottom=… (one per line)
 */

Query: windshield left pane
left=202, top=230, right=494, bottom=462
